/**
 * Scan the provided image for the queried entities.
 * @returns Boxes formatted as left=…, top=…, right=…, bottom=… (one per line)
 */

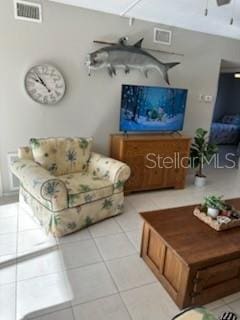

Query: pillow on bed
left=222, top=114, right=240, bottom=125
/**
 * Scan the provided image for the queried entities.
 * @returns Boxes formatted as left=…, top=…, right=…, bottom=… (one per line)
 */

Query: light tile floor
left=0, top=168, right=240, bottom=320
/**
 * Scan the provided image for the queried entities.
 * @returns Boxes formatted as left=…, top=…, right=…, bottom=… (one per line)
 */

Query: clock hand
left=34, top=72, right=51, bottom=93
left=34, top=72, right=44, bottom=84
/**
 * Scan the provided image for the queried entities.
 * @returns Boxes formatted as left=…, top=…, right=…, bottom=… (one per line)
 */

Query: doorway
left=209, top=60, right=240, bottom=168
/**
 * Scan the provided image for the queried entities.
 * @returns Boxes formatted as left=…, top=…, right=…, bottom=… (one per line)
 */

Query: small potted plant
left=190, top=128, right=218, bottom=187
left=204, top=195, right=225, bottom=218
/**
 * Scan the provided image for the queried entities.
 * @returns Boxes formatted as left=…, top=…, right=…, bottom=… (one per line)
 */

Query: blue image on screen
left=120, top=85, right=188, bottom=132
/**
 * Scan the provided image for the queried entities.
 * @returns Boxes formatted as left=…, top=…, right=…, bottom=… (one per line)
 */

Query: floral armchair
left=11, top=137, right=131, bottom=237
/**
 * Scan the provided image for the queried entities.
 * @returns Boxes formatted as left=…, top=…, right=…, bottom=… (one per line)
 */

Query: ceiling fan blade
left=216, top=0, right=232, bottom=6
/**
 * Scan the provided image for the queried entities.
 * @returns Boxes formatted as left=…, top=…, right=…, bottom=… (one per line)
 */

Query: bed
left=210, top=114, right=240, bottom=145
left=210, top=122, right=240, bottom=145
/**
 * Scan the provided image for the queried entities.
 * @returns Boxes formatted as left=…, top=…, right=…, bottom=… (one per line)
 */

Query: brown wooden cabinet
left=110, top=133, right=191, bottom=193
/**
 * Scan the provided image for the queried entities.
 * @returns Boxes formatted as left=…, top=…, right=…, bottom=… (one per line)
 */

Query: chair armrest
left=18, top=146, right=34, bottom=160
left=11, top=159, right=68, bottom=212
left=88, top=152, right=131, bottom=193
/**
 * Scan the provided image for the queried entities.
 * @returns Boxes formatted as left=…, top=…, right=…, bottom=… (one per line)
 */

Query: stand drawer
left=124, top=140, right=189, bottom=156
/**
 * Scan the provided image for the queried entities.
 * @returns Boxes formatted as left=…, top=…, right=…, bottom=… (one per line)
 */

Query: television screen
left=120, top=85, right=188, bottom=132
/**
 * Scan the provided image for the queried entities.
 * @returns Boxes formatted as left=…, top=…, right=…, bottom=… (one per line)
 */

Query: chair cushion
left=30, top=137, right=93, bottom=176
left=59, top=172, right=113, bottom=207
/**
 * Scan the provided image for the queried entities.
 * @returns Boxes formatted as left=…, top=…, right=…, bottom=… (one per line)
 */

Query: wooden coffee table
left=140, top=198, right=240, bottom=309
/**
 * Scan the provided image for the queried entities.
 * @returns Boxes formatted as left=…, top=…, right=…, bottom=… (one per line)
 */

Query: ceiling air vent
left=216, top=0, right=231, bottom=6
left=14, top=0, right=42, bottom=23
left=153, top=28, right=172, bottom=45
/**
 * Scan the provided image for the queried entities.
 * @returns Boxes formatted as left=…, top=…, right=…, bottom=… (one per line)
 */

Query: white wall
left=1, top=0, right=240, bottom=193
left=0, top=171, right=3, bottom=197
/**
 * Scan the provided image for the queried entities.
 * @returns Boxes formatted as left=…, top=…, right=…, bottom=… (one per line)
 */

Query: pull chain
left=205, top=0, right=209, bottom=16
left=230, top=0, right=236, bottom=25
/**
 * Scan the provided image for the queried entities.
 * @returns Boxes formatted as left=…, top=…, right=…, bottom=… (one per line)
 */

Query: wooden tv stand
left=110, top=133, right=191, bottom=193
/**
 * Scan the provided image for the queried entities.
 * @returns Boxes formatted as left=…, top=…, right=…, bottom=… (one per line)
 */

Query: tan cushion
left=59, top=172, right=113, bottom=207
left=30, top=137, right=93, bottom=176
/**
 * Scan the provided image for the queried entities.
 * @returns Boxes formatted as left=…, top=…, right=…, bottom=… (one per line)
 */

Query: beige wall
left=1, top=0, right=240, bottom=193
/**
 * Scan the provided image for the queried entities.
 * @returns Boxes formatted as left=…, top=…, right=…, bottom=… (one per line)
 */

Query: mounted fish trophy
left=86, top=37, right=180, bottom=85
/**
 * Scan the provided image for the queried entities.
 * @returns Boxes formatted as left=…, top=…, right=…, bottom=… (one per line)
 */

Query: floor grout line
left=118, top=293, right=135, bottom=320
left=225, top=300, right=240, bottom=317
left=88, top=230, right=137, bottom=320
left=0, top=250, right=147, bottom=291
left=91, top=235, right=119, bottom=293
left=0, top=249, right=142, bottom=288
left=88, top=230, right=125, bottom=239
left=68, top=277, right=159, bottom=307
left=56, top=230, right=118, bottom=320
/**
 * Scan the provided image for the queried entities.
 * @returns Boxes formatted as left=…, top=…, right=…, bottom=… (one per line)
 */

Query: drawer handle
left=190, top=292, right=201, bottom=298
left=192, top=278, right=203, bottom=284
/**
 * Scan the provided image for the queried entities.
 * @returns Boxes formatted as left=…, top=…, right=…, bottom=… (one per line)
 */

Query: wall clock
left=25, top=64, right=66, bottom=105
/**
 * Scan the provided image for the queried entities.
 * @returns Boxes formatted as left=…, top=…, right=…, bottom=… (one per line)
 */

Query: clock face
left=25, top=64, right=66, bottom=105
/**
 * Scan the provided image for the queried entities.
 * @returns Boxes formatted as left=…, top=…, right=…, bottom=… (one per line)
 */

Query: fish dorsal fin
left=134, top=38, right=144, bottom=48
left=118, top=37, right=128, bottom=46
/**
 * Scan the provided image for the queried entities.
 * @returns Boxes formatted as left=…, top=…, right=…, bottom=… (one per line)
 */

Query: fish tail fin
left=163, top=62, right=180, bottom=84
left=134, top=38, right=144, bottom=48
left=164, top=62, right=180, bottom=71
left=164, top=72, right=170, bottom=85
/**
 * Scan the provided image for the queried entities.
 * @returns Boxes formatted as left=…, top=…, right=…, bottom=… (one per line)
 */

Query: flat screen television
left=120, top=84, right=188, bottom=132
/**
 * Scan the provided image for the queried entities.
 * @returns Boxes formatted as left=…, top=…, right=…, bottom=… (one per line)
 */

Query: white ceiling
left=50, top=0, right=240, bottom=40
